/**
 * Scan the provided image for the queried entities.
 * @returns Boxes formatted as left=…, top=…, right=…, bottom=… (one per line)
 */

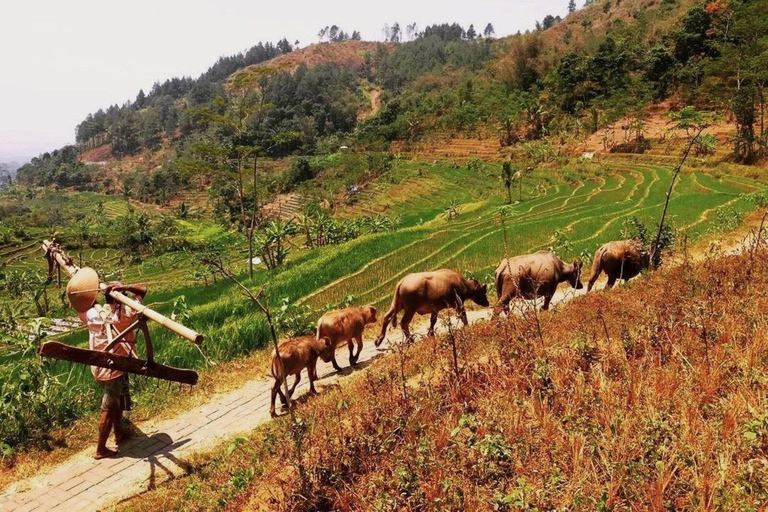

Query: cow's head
left=316, top=336, right=334, bottom=362
left=569, top=260, right=584, bottom=290
left=469, top=279, right=490, bottom=307
left=363, top=305, right=378, bottom=324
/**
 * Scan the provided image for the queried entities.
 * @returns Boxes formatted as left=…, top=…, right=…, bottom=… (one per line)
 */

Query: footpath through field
left=0, top=283, right=594, bottom=511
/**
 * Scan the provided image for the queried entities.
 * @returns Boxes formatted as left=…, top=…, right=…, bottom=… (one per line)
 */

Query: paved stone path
left=0, top=285, right=595, bottom=511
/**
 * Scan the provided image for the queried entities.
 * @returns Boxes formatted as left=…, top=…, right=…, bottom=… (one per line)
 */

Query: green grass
left=1, top=157, right=767, bottom=447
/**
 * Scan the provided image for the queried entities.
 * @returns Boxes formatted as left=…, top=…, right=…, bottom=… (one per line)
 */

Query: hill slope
left=119, top=244, right=768, bottom=510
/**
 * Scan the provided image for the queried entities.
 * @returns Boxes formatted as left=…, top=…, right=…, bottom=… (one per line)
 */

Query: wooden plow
left=39, top=239, right=203, bottom=385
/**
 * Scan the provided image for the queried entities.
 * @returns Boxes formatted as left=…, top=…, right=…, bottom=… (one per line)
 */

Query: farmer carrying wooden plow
left=40, top=239, right=203, bottom=459
left=68, top=267, right=147, bottom=458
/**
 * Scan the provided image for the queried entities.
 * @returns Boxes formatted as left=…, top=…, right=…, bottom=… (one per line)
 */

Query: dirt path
left=357, top=87, right=382, bottom=123
left=1, top=226, right=762, bottom=510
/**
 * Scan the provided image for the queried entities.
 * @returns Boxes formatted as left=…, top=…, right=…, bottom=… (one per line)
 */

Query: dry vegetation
left=237, top=41, right=393, bottom=76
left=122, top=242, right=768, bottom=511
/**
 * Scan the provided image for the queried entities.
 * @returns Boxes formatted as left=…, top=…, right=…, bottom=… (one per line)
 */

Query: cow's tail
left=270, top=350, right=281, bottom=380
left=495, top=265, right=506, bottom=300
left=389, top=283, right=402, bottom=328
left=588, top=245, right=606, bottom=291
left=376, top=282, right=402, bottom=347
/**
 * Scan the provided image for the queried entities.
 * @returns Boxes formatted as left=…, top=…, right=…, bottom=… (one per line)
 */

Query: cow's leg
left=288, top=373, right=301, bottom=397
left=270, top=381, right=280, bottom=417
left=605, top=276, right=617, bottom=289
left=400, top=308, right=416, bottom=340
left=541, top=294, right=553, bottom=311
left=454, top=293, right=468, bottom=326
left=587, top=268, right=602, bottom=292
left=495, top=279, right=515, bottom=317
left=376, top=306, right=397, bottom=347
left=351, top=335, right=363, bottom=364
left=308, top=360, right=319, bottom=395
left=277, top=383, right=288, bottom=404
left=347, top=339, right=356, bottom=365
left=458, top=305, right=469, bottom=326
left=331, top=350, right=344, bottom=372
left=496, top=293, right=512, bottom=317
left=428, top=313, right=438, bottom=337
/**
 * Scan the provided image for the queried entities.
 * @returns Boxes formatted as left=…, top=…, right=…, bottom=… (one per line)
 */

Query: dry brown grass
left=237, top=41, right=393, bottom=78
left=119, top=245, right=768, bottom=511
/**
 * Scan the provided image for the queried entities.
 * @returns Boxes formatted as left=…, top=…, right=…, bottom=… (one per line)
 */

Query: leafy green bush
left=0, top=327, right=91, bottom=450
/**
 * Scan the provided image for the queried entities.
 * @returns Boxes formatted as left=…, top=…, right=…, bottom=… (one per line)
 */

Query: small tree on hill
left=568, top=0, right=577, bottom=13
left=483, top=23, right=495, bottom=38
left=650, top=108, right=717, bottom=267
left=188, top=68, right=274, bottom=279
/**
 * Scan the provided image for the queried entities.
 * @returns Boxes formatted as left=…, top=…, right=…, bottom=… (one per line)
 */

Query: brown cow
left=495, top=251, right=583, bottom=313
left=316, top=305, right=377, bottom=372
left=375, top=269, right=489, bottom=346
left=587, top=240, right=649, bottom=291
left=270, top=335, right=332, bottom=417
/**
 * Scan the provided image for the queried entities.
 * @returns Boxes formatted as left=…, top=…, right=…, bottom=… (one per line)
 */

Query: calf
left=270, top=335, right=332, bottom=417
left=316, top=305, right=377, bottom=372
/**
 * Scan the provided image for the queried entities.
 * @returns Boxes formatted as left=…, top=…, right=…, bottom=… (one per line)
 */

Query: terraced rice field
left=301, top=161, right=766, bottom=310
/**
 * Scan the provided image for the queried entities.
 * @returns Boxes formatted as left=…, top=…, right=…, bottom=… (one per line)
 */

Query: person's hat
left=66, top=267, right=101, bottom=313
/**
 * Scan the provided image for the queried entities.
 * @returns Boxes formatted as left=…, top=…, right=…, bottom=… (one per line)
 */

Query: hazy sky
left=0, top=0, right=569, bottom=162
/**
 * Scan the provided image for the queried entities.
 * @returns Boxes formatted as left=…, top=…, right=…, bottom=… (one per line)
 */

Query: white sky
left=0, top=0, right=569, bottom=162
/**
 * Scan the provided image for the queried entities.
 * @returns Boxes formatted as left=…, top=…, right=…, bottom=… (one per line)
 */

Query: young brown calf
left=270, top=335, right=332, bottom=417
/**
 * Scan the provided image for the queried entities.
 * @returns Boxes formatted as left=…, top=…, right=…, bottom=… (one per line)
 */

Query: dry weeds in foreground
left=125, top=248, right=768, bottom=511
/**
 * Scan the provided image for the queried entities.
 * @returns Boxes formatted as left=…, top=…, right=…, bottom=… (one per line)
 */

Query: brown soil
left=238, top=41, right=393, bottom=77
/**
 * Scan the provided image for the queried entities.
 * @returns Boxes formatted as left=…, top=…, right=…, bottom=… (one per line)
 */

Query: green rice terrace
left=1, top=156, right=766, bottom=447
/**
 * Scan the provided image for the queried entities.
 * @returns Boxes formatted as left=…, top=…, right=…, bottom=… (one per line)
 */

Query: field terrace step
left=392, top=137, right=503, bottom=161
left=262, top=193, right=307, bottom=220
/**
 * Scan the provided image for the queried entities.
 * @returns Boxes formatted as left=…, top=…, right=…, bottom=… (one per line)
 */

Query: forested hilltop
left=17, top=0, right=768, bottom=201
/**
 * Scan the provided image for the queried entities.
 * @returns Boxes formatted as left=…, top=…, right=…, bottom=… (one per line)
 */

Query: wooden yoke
left=39, top=239, right=202, bottom=385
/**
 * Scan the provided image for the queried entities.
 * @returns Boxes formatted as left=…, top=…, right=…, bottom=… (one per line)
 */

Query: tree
left=276, top=38, right=293, bottom=53
left=483, top=23, right=495, bottom=38
left=138, top=109, right=162, bottom=150
left=390, top=22, right=402, bottom=42
left=542, top=15, right=559, bottom=30
left=406, top=23, right=419, bottom=41
left=135, top=89, right=146, bottom=109
left=191, top=69, right=274, bottom=278
left=111, top=113, right=140, bottom=157
left=256, top=219, right=298, bottom=269
left=466, top=24, right=477, bottom=40
left=568, top=0, right=577, bottom=13
left=650, top=108, right=717, bottom=267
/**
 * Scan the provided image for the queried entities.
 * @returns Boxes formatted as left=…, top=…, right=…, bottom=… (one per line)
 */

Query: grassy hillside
left=120, top=238, right=768, bottom=510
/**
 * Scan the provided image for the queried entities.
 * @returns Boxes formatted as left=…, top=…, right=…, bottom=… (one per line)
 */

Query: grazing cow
left=375, top=269, right=490, bottom=346
left=270, top=335, right=332, bottom=417
left=316, top=306, right=378, bottom=372
left=495, top=251, right=583, bottom=313
left=588, top=240, right=649, bottom=291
